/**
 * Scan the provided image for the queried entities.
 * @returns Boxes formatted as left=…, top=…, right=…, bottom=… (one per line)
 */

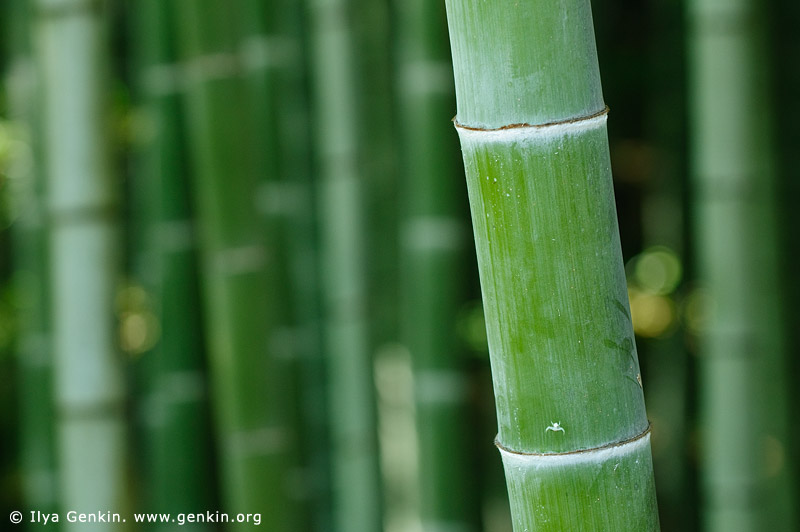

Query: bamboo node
left=495, top=422, right=651, bottom=458
left=453, top=106, right=609, bottom=133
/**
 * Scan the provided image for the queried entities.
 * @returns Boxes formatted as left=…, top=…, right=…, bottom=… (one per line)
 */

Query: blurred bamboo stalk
left=236, top=0, right=308, bottom=527
left=7, top=0, right=59, bottom=521
left=356, top=0, right=400, bottom=358
left=306, top=0, right=383, bottom=529
left=130, top=1, right=215, bottom=527
left=171, top=0, right=299, bottom=528
left=35, top=0, right=127, bottom=529
left=688, top=0, right=795, bottom=529
left=395, top=0, right=480, bottom=529
left=445, top=0, right=660, bottom=529
left=271, top=0, right=333, bottom=528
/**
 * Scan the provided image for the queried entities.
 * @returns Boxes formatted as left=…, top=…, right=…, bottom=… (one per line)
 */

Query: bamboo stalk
left=7, top=0, right=59, bottom=519
left=688, top=0, right=794, bottom=529
left=355, top=0, right=400, bottom=358
left=130, top=0, right=215, bottom=526
left=395, top=0, right=480, bottom=529
left=444, top=1, right=659, bottom=529
left=171, top=0, right=299, bottom=528
left=271, top=1, right=333, bottom=528
left=306, top=0, right=383, bottom=529
left=235, top=2, right=306, bottom=528
left=34, top=0, right=126, bottom=529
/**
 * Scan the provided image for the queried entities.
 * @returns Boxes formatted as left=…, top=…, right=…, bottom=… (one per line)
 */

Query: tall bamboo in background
left=306, top=0, right=383, bottom=529
left=35, top=0, right=126, bottom=529
left=396, top=1, right=479, bottom=530
left=444, top=1, right=659, bottom=529
left=356, top=0, right=400, bottom=357
left=235, top=1, right=308, bottom=527
left=131, top=0, right=215, bottom=526
left=7, top=0, right=59, bottom=520
left=272, top=1, right=333, bottom=528
left=171, top=1, right=299, bottom=528
left=688, top=0, right=794, bottom=530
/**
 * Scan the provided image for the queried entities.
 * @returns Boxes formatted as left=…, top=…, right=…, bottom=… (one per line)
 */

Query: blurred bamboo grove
left=0, top=1, right=796, bottom=532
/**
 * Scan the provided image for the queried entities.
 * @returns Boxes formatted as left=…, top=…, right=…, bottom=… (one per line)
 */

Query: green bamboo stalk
left=234, top=2, right=307, bottom=527
left=444, top=1, right=659, bottom=530
left=7, top=0, right=59, bottom=520
left=306, top=0, right=383, bottom=529
left=130, top=0, right=215, bottom=527
left=171, top=1, right=299, bottom=529
left=355, top=0, right=400, bottom=358
left=395, top=1, right=480, bottom=530
left=271, top=1, right=333, bottom=529
left=688, top=0, right=794, bottom=530
left=34, top=0, right=126, bottom=529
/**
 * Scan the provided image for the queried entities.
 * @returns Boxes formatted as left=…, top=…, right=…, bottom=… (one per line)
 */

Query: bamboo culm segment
left=689, top=0, right=794, bottom=529
left=456, top=112, right=658, bottom=531
left=171, top=1, right=299, bottom=528
left=457, top=114, right=648, bottom=454
left=8, top=0, right=59, bottom=516
left=36, top=1, right=127, bottom=530
left=307, top=0, right=383, bottom=529
left=446, top=0, right=603, bottom=128
left=499, top=431, right=657, bottom=531
left=396, top=0, right=480, bottom=528
left=445, top=1, right=659, bottom=528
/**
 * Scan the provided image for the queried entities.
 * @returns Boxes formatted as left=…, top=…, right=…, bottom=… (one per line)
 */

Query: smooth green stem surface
left=36, top=1, right=126, bottom=529
left=457, top=118, right=649, bottom=454
left=8, top=0, right=59, bottom=519
left=689, top=0, right=794, bottom=529
left=396, top=0, right=479, bottom=529
left=131, top=1, right=215, bottom=527
left=447, top=0, right=602, bottom=128
left=307, top=0, right=383, bottom=529
left=272, top=1, right=333, bottom=528
left=445, top=1, right=660, bottom=530
left=172, top=1, right=299, bottom=528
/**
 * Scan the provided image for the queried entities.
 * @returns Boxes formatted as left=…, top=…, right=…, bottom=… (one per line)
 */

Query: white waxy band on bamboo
left=144, top=55, right=242, bottom=96
left=158, top=370, right=206, bottom=403
left=143, top=37, right=296, bottom=96
left=403, top=216, right=466, bottom=251
left=50, top=204, right=117, bottom=225
left=212, top=244, right=268, bottom=276
left=183, top=53, right=241, bottom=85
left=414, top=370, right=469, bottom=404
left=455, top=107, right=609, bottom=144
left=153, top=219, right=195, bottom=252
left=144, top=372, right=206, bottom=428
left=38, top=0, right=101, bottom=17
left=240, top=35, right=296, bottom=72
left=401, top=60, right=455, bottom=95
left=142, top=63, right=184, bottom=96
left=227, top=427, right=290, bottom=457
left=496, top=425, right=651, bottom=469
left=256, top=181, right=305, bottom=216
